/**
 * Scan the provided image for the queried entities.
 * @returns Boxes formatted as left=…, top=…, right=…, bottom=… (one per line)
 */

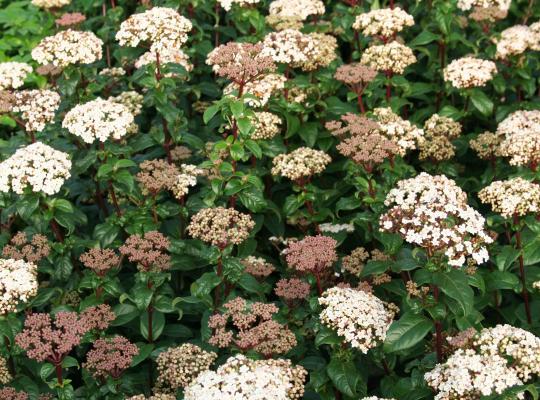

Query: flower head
left=0, top=259, right=38, bottom=314
left=478, top=178, right=540, bottom=218
left=156, top=344, right=217, bottom=390
left=10, top=90, right=60, bottom=132
left=0, top=142, right=71, bottom=195
left=84, top=336, right=138, bottom=379
left=187, top=207, right=255, bottom=248
left=361, top=42, right=416, bottom=74
left=319, top=286, right=397, bottom=352
left=0, top=62, right=32, bottom=90
left=116, top=7, right=192, bottom=52
left=2, top=232, right=50, bottom=264
left=271, top=147, right=331, bottom=181
left=62, top=98, right=135, bottom=144
left=443, top=57, right=497, bottom=89
left=32, top=30, right=103, bottom=67
left=119, top=231, right=171, bottom=272
left=353, top=7, right=414, bottom=39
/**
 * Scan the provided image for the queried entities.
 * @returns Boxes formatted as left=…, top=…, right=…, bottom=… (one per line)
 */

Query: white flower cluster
left=172, top=164, right=204, bottom=199
left=361, top=398, right=396, bottom=400
left=0, top=258, right=38, bottom=314
left=185, top=355, right=306, bottom=400
left=271, top=147, right=331, bottom=181
left=353, top=7, right=414, bottom=38
left=424, top=349, right=523, bottom=400
left=457, top=0, right=511, bottom=11
left=319, top=287, right=396, bottom=352
left=99, top=67, right=126, bottom=77
left=360, top=41, right=416, bottom=74
left=108, top=91, right=144, bottom=116
left=135, top=48, right=193, bottom=74
left=443, top=57, right=497, bottom=89
left=478, top=178, right=540, bottom=218
left=31, top=29, right=103, bottom=67
left=62, top=98, right=135, bottom=144
left=380, top=173, right=493, bottom=267
left=250, top=111, right=282, bottom=140
left=475, top=325, right=540, bottom=381
left=116, top=7, right=192, bottom=53
left=0, top=142, right=71, bottom=195
left=497, top=110, right=540, bottom=137
left=218, top=0, right=260, bottom=11
left=373, top=107, right=424, bottom=156
left=319, top=222, right=355, bottom=234
left=31, top=0, right=70, bottom=8
left=268, top=0, right=325, bottom=21
left=0, top=62, right=32, bottom=90
left=261, top=29, right=316, bottom=66
left=11, top=89, right=61, bottom=132
left=225, top=73, right=286, bottom=106
left=495, top=25, right=540, bottom=59
left=496, top=110, right=540, bottom=166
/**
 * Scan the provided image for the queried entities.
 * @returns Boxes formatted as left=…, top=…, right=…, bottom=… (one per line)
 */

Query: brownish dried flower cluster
left=79, top=248, right=120, bottom=277
left=155, top=343, right=217, bottom=391
left=55, top=12, right=86, bottom=27
left=84, top=336, right=138, bottom=379
left=419, top=114, right=462, bottom=162
left=206, top=42, right=276, bottom=86
left=241, top=256, right=276, bottom=278
left=469, top=131, right=503, bottom=160
left=136, top=159, right=179, bottom=196
left=187, top=207, right=255, bottom=248
left=327, top=113, right=400, bottom=171
left=80, top=304, right=116, bottom=331
left=0, top=387, right=28, bottom=400
left=275, top=278, right=311, bottom=301
left=119, top=231, right=171, bottom=272
left=2, top=231, right=50, bottom=263
left=208, top=297, right=297, bottom=357
left=286, top=235, right=337, bottom=273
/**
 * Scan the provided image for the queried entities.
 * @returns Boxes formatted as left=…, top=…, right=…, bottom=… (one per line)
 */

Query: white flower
left=32, top=30, right=103, bottom=67
left=360, top=41, right=416, bottom=74
left=0, top=142, right=71, bottom=195
left=11, top=90, right=61, bottom=132
left=116, top=7, right=192, bottom=53
left=0, top=259, right=38, bottom=314
left=218, top=0, right=260, bottom=11
left=0, top=62, right=32, bottom=90
left=457, top=0, right=511, bottom=11
left=425, top=349, right=523, bottom=400
left=271, top=147, right=331, bottom=181
left=268, top=0, right=325, bottom=21
left=31, top=0, right=70, bottom=8
left=62, top=98, right=135, bottom=144
left=443, top=57, right=497, bottom=89
left=261, top=29, right=317, bottom=66
left=353, top=7, right=414, bottom=38
left=319, top=286, right=397, bottom=353
left=135, top=47, right=193, bottom=74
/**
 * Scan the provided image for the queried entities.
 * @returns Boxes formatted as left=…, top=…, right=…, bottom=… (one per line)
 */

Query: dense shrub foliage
left=2, top=0, right=540, bottom=399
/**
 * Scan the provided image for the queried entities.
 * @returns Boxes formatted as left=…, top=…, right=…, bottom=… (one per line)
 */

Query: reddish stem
left=433, top=285, right=443, bottom=362
left=514, top=214, right=532, bottom=324
left=108, top=181, right=122, bottom=217
left=50, top=219, right=64, bottom=242
left=55, top=363, right=63, bottom=385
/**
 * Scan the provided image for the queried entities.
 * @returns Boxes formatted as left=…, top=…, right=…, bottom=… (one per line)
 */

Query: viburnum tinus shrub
left=1, top=0, right=540, bottom=398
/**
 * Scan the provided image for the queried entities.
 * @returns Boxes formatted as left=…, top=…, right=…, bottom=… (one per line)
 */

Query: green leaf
left=410, top=30, right=440, bottom=46
left=315, top=326, right=342, bottom=347
left=326, top=357, right=360, bottom=397
left=203, top=104, right=220, bottom=124
left=433, top=269, right=474, bottom=316
left=470, top=90, right=494, bottom=117
left=384, top=313, right=432, bottom=353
